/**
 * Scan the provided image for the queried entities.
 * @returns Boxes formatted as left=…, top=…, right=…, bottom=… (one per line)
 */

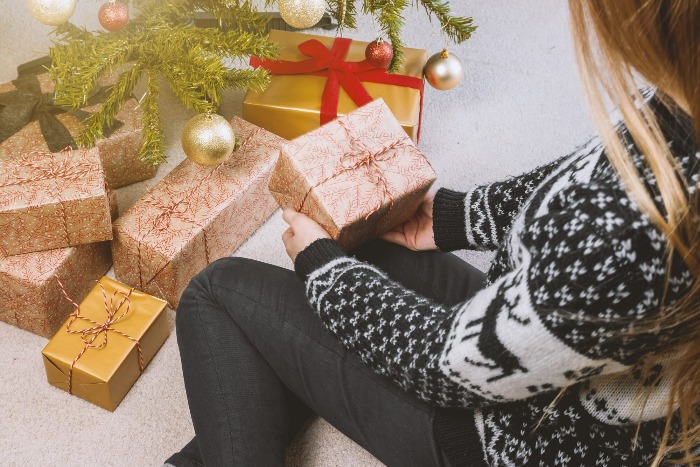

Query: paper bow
left=0, top=74, right=123, bottom=153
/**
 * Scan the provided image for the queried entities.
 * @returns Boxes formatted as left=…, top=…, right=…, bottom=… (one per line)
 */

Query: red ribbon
left=250, top=38, right=424, bottom=140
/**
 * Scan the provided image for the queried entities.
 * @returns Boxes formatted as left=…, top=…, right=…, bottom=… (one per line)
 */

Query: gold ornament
left=28, top=0, right=77, bottom=26
left=424, top=49, right=465, bottom=91
left=181, top=113, right=236, bottom=166
left=279, top=0, right=326, bottom=30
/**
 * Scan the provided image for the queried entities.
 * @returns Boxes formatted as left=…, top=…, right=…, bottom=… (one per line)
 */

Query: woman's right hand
left=380, top=188, right=438, bottom=251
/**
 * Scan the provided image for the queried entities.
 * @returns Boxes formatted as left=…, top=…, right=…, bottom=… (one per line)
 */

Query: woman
left=167, top=1, right=699, bottom=466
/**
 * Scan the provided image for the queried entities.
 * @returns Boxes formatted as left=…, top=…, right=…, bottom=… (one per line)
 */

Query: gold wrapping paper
left=112, top=117, right=285, bottom=309
left=0, top=147, right=113, bottom=256
left=243, top=30, right=427, bottom=142
left=268, top=98, right=436, bottom=251
left=42, top=276, right=168, bottom=411
left=0, top=72, right=155, bottom=189
left=0, top=242, right=112, bottom=338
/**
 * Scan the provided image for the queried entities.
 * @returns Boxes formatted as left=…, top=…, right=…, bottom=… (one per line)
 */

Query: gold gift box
left=41, top=276, right=168, bottom=411
left=243, top=30, right=427, bottom=142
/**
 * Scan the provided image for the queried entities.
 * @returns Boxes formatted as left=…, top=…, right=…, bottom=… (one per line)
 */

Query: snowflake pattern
left=300, top=93, right=698, bottom=466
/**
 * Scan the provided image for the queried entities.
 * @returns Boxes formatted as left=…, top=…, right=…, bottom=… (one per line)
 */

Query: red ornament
left=365, top=38, right=393, bottom=69
left=98, top=1, right=129, bottom=32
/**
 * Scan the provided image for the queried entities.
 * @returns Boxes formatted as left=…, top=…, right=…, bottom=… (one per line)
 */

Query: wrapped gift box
left=0, top=241, right=112, bottom=338
left=112, top=117, right=285, bottom=309
left=0, top=71, right=155, bottom=188
left=42, top=276, right=168, bottom=411
left=244, top=30, right=427, bottom=142
left=0, top=147, right=113, bottom=256
left=268, top=98, right=436, bottom=251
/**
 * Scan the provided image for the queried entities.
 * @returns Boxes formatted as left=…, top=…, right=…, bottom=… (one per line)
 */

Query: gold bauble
left=424, top=49, right=465, bottom=91
left=279, top=0, right=326, bottom=29
left=28, top=0, right=77, bottom=26
left=181, top=113, right=236, bottom=166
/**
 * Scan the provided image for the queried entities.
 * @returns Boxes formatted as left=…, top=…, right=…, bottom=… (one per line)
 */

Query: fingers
left=282, top=207, right=298, bottom=225
left=380, top=229, right=408, bottom=247
left=282, top=226, right=294, bottom=242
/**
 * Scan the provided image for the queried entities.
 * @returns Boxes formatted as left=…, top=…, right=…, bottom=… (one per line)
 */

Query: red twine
left=54, top=275, right=142, bottom=395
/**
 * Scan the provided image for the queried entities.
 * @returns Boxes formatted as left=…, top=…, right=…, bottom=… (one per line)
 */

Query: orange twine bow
left=0, top=147, right=94, bottom=246
left=298, top=119, right=409, bottom=220
left=54, top=275, right=143, bottom=395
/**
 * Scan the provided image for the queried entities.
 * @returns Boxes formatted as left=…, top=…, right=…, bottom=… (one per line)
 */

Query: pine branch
left=327, top=0, right=358, bottom=30
left=364, top=0, right=409, bottom=72
left=139, top=68, right=167, bottom=166
left=77, top=64, right=142, bottom=147
left=415, top=0, right=476, bottom=44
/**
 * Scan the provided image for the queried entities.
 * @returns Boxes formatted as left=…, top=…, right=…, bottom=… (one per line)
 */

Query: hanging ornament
left=279, top=0, right=326, bottom=30
left=424, top=49, right=465, bottom=91
left=365, top=38, right=393, bottom=69
left=99, top=0, right=129, bottom=32
left=28, top=0, right=77, bottom=26
left=181, top=113, right=236, bottom=166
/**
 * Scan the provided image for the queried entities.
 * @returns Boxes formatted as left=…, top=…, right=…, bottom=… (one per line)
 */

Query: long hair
left=568, top=1, right=699, bottom=465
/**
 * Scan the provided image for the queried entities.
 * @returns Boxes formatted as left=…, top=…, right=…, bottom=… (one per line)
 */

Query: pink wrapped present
left=0, top=241, right=112, bottom=338
left=0, top=147, right=113, bottom=256
left=268, top=98, right=436, bottom=251
left=112, top=117, right=285, bottom=309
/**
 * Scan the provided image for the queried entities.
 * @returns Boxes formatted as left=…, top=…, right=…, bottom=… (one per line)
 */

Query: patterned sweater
left=294, top=95, right=698, bottom=467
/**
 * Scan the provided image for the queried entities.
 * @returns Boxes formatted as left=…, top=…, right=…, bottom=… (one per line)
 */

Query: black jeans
left=167, top=240, right=486, bottom=467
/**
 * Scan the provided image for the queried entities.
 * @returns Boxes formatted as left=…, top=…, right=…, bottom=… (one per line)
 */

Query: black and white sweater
left=294, top=94, right=699, bottom=467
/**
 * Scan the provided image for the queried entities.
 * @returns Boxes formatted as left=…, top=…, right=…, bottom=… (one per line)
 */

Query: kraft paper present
left=0, top=147, right=113, bottom=256
left=112, top=117, right=285, bottom=309
left=268, top=98, right=436, bottom=251
left=0, top=241, right=112, bottom=338
left=42, top=276, right=168, bottom=411
left=0, top=72, right=155, bottom=188
left=244, top=30, right=427, bottom=142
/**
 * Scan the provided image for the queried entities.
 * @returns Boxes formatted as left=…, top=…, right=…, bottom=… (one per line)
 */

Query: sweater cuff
left=433, top=188, right=469, bottom=252
left=294, top=238, right=348, bottom=281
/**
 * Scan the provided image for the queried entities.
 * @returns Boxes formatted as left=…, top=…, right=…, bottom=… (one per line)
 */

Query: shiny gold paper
left=243, top=30, right=427, bottom=142
left=41, top=277, right=169, bottom=412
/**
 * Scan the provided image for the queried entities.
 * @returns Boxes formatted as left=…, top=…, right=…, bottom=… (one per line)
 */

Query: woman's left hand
left=281, top=207, right=331, bottom=261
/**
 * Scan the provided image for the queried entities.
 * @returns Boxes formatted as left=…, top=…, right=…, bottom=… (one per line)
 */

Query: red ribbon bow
left=250, top=38, right=424, bottom=139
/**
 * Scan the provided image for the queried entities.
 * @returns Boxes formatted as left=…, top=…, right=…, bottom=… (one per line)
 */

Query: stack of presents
left=0, top=31, right=436, bottom=411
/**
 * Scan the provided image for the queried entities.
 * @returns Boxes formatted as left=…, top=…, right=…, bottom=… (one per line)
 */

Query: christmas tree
left=47, top=0, right=475, bottom=166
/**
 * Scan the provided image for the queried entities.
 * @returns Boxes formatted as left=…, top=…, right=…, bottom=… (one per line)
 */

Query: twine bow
left=250, top=37, right=424, bottom=139
left=0, top=73, right=123, bottom=152
left=298, top=119, right=409, bottom=219
left=55, top=275, right=143, bottom=395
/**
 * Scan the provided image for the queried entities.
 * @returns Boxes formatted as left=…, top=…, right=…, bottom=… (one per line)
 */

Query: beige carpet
left=0, top=1, right=597, bottom=465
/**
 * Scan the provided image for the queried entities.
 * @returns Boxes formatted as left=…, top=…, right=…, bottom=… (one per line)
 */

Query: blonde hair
left=568, top=1, right=699, bottom=465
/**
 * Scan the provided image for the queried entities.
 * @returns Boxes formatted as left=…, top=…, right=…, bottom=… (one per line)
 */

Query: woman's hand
left=282, top=207, right=331, bottom=261
left=380, top=188, right=438, bottom=251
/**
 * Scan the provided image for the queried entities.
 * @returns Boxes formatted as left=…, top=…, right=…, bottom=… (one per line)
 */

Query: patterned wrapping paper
left=0, top=147, right=113, bottom=256
left=0, top=241, right=112, bottom=338
left=0, top=72, right=155, bottom=189
left=243, top=30, right=427, bottom=142
left=42, top=276, right=169, bottom=411
left=268, top=98, right=436, bottom=251
left=112, top=117, right=285, bottom=309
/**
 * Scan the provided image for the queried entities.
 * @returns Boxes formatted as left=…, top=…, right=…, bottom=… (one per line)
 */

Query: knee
left=176, top=257, right=257, bottom=328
